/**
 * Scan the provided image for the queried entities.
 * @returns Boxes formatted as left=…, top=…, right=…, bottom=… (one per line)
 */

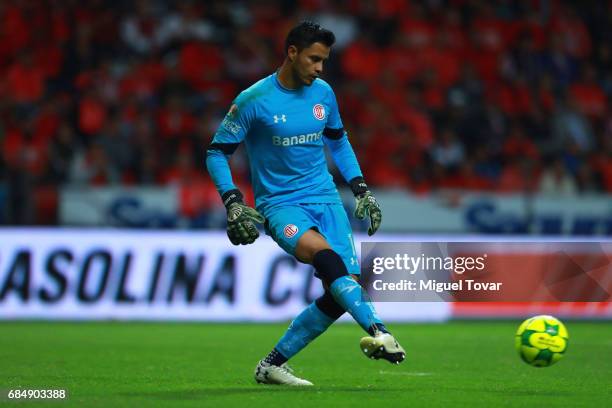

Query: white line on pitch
left=379, top=370, right=433, bottom=376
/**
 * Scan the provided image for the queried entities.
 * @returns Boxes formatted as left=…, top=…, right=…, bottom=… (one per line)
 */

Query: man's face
left=288, top=42, right=330, bottom=86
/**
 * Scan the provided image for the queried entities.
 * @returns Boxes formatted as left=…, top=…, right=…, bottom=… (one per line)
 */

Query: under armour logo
left=273, top=114, right=286, bottom=123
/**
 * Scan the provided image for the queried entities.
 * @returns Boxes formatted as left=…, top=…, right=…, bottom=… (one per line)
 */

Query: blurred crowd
left=1, top=0, right=611, bottom=224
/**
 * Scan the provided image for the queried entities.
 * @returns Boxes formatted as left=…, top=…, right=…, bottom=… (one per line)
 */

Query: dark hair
left=284, top=21, right=335, bottom=54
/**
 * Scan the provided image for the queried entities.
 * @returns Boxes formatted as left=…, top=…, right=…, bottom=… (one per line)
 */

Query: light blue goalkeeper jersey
left=206, top=72, right=362, bottom=215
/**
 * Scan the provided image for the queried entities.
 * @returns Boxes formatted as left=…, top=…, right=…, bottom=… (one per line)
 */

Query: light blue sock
left=329, top=275, right=383, bottom=334
left=275, top=302, right=336, bottom=360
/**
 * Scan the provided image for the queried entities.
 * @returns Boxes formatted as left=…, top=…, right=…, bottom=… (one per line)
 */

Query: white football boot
left=360, top=332, right=406, bottom=364
left=254, top=361, right=313, bottom=386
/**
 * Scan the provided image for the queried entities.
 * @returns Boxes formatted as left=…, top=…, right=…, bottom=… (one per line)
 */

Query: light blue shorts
left=264, top=203, right=360, bottom=275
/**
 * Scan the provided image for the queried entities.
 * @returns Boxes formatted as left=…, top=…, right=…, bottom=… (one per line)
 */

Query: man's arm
left=323, top=129, right=362, bottom=183
left=323, top=88, right=382, bottom=236
left=324, top=132, right=382, bottom=236
left=206, top=143, right=240, bottom=197
left=206, top=102, right=247, bottom=201
left=206, top=101, right=264, bottom=245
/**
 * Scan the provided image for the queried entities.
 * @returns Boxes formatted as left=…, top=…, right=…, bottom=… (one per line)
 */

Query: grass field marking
left=378, top=370, right=433, bottom=376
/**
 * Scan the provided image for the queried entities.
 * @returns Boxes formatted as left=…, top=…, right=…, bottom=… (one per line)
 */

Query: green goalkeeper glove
left=222, top=190, right=265, bottom=245
left=350, top=177, right=382, bottom=236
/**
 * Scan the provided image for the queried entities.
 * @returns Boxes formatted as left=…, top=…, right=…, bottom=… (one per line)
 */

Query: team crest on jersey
left=313, top=104, right=325, bottom=120
left=283, top=224, right=299, bottom=238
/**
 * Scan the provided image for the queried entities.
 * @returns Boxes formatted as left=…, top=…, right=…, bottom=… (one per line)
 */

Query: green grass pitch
left=1, top=321, right=610, bottom=407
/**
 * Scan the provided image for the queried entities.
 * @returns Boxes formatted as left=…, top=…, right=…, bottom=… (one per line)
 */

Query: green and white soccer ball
left=515, top=315, right=569, bottom=367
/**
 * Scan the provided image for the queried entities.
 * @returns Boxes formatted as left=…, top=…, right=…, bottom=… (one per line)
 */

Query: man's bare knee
left=295, top=229, right=331, bottom=264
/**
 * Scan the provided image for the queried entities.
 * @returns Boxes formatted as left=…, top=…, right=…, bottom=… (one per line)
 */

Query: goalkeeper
left=206, top=21, right=405, bottom=386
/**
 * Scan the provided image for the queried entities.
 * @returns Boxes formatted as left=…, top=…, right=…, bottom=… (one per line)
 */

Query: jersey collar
left=273, top=71, right=304, bottom=94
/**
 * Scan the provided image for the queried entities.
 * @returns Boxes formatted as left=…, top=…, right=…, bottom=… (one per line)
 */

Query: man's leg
left=257, top=231, right=344, bottom=380
left=256, top=209, right=404, bottom=385
left=265, top=291, right=345, bottom=366
left=255, top=289, right=345, bottom=385
left=255, top=209, right=346, bottom=385
left=295, top=230, right=384, bottom=335
left=295, top=230, right=405, bottom=364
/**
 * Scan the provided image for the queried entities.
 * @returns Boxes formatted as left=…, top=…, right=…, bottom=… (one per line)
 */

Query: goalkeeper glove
left=222, top=189, right=265, bottom=245
left=350, top=177, right=381, bottom=236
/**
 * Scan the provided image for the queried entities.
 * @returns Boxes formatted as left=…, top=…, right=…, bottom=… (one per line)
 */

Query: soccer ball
left=515, top=315, right=569, bottom=367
